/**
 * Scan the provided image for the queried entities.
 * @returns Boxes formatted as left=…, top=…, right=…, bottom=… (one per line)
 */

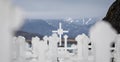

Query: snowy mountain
left=19, top=18, right=99, bottom=38
left=20, top=19, right=56, bottom=36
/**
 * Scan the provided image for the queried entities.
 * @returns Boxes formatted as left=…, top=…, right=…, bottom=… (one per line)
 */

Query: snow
left=64, top=17, right=74, bottom=23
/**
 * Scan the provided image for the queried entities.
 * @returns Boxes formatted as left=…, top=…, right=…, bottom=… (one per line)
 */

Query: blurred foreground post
left=0, top=0, right=24, bottom=62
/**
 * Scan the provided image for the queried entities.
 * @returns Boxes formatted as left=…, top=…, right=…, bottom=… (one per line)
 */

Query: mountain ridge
left=18, top=18, right=99, bottom=38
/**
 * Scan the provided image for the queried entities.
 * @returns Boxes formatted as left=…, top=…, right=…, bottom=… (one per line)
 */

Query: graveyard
left=0, top=0, right=120, bottom=62
left=12, top=22, right=120, bottom=62
left=12, top=22, right=95, bottom=62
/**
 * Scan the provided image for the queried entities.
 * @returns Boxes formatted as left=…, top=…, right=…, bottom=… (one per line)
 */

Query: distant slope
left=20, top=19, right=56, bottom=36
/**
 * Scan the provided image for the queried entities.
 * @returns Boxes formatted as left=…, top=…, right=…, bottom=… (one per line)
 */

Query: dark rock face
left=103, top=0, right=120, bottom=34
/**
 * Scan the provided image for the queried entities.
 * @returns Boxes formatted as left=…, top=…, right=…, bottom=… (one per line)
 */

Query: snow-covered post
left=75, top=34, right=83, bottom=60
left=90, top=21, right=117, bottom=62
left=0, top=0, right=24, bottom=62
left=115, top=35, right=120, bottom=62
left=82, top=34, right=89, bottom=61
left=48, top=33, right=59, bottom=62
left=75, top=33, right=89, bottom=61
left=64, top=35, right=68, bottom=52
left=88, top=40, right=96, bottom=62
left=37, top=39, right=48, bottom=62
left=17, top=36, right=27, bottom=62
left=12, top=37, right=18, bottom=60
left=31, top=36, right=40, bottom=57
left=43, top=36, right=49, bottom=45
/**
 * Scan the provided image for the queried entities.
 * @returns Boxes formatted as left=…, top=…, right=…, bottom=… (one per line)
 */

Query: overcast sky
left=12, top=0, right=115, bottom=19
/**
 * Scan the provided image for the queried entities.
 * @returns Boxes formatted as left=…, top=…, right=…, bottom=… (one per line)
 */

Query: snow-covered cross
left=52, top=22, right=69, bottom=46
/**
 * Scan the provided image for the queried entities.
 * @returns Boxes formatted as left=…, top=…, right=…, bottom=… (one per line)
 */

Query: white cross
left=52, top=22, right=68, bottom=46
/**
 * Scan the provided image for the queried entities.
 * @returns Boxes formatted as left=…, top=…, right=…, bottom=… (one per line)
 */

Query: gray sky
left=12, top=0, right=115, bottom=19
